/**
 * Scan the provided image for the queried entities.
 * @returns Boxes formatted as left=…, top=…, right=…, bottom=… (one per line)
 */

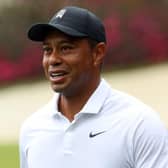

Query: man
left=19, top=6, right=168, bottom=168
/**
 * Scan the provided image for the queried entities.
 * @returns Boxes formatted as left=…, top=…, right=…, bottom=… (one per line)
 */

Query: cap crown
left=28, top=6, right=106, bottom=42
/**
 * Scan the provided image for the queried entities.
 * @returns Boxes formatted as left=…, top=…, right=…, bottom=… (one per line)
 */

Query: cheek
left=42, top=56, right=48, bottom=68
left=42, top=57, right=48, bottom=76
left=72, top=60, right=93, bottom=77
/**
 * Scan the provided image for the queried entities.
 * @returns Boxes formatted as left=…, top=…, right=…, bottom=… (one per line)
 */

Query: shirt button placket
left=63, top=124, right=74, bottom=155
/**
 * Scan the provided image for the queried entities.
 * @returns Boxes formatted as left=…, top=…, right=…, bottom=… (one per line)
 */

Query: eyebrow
left=43, top=36, right=85, bottom=46
left=43, top=38, right=77, bottom=46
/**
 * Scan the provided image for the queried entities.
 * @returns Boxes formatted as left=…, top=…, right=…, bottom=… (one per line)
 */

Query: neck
left=58, top=79, right=100, bottom=122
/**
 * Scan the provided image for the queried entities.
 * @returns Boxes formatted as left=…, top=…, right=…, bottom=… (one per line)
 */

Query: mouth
left=50, top=72, right=67, bottom=78
left=49, top=70, right=69, bottom=83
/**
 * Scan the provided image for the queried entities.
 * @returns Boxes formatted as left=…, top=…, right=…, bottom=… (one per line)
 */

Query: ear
left=93, top=42, right=106, bottom=67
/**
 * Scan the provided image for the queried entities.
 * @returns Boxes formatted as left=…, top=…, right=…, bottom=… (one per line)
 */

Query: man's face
left=42, top=31, right=100, bottom=96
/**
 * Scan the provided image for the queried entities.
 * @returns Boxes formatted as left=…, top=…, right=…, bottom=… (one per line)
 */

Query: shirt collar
left=49, top=78, right=110, bottom=116
left=80, top=79, right=110, bottom=114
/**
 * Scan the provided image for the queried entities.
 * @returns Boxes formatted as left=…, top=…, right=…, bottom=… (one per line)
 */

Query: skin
left=42, top=30, right=106, bottom=121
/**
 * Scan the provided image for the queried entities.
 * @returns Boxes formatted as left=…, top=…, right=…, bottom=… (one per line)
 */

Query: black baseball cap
left=28, top=6, right=106, bottom=43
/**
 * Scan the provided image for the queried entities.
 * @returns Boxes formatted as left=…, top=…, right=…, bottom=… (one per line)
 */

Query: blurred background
left=0, top=0, right=168, bottom=167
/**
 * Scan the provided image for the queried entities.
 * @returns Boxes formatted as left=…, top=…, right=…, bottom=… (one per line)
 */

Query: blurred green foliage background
left=0, top=144, right=19, bottom=168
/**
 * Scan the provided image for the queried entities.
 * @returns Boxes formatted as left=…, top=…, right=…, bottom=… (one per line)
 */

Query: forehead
left=43, top=30, right=83, bottom=44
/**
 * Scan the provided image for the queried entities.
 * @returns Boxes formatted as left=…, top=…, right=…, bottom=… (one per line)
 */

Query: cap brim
left=28, top=23, right=87, bottom=41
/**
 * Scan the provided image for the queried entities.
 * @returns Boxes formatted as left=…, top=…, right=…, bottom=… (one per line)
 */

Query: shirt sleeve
left=130, top=113, right=168, bottom=168
left=19, top=145, right=28, bottom=168
left=19, top=124, right=29, bottom=168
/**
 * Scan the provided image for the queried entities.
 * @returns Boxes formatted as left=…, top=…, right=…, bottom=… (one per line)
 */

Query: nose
left=48, top=50, right=62, bottom=66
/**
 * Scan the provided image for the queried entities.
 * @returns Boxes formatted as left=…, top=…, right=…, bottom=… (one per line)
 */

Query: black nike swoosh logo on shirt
left=89, top=131, right=106, bottom=138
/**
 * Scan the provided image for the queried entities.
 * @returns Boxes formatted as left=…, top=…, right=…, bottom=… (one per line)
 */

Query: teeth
left=51, top=72, right=65, bottom=77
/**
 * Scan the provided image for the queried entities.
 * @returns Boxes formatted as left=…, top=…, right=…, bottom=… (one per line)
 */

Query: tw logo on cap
left=55, top=9, right=66, bottom=19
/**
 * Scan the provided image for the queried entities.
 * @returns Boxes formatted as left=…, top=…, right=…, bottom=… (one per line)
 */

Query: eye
left=42, top=46, right=52, bottom=55
left=60, top=45, right=74, bottom=54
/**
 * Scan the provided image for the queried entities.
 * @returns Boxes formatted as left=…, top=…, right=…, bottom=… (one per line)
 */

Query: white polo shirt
left=19, top=79, right=168, bottom=168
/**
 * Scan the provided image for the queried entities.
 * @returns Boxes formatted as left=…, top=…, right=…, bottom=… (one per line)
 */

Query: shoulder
left=102, top=81, right=167, bottom=134
left=19, top=102, right=50, bottom=140
left=102, top=82, right=155, bottom=119
left=19, top=94, right=58, bottom=143
left=106, top=87, right=168, bottom=166
left=21, top=103, right=49, bottom=130
left=126, top=108, right=168, bottom=167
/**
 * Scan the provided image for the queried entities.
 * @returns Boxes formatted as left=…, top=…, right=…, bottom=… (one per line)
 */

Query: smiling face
left=42, top=30, right=106, bottom=97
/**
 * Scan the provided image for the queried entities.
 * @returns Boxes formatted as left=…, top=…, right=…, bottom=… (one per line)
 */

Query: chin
left=51, top=82, right=69, bottom=93
left=50, top=79, right=73, bottom=94
left=51, top=85, right=75, bottom=97
left=51, top=86, right=64, bottom=93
